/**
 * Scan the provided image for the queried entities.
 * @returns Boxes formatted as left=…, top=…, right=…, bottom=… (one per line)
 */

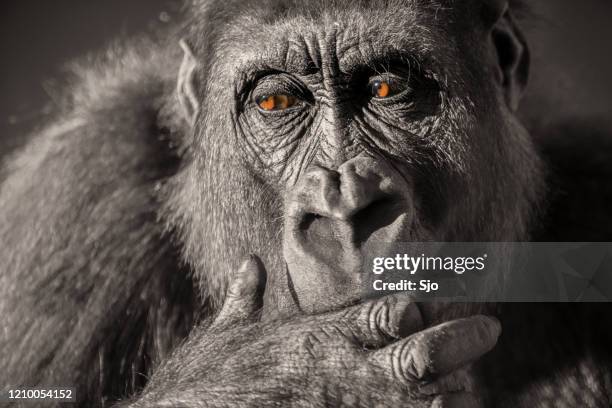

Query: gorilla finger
left=370, top=315, right=500, bottom=382
left=431, top=392, right=481, bottom=408
left=335, top=292, right=423, bottom=348
left=212, top=255, right=267, bottom=327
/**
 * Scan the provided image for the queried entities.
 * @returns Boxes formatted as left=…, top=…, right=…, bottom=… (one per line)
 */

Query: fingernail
left=486, top=315, right=501, bottom=331
left=481, top=315, right=502, bottom=338
left=234, top=255, right=264, bottom=296
left=392, top=294, right=423, bottom=337
left=238, top=256, right=254, bottom=273
left=233, top=258, right=252, bottom=287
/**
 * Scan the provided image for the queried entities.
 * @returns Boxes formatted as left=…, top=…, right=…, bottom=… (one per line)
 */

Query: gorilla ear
left=177, top=39, right=201, bottom=124
left=481, top=0, right=530, bottom=111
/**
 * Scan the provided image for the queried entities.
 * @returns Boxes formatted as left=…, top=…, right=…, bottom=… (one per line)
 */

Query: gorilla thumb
left=213, top=255, right=267, bottom=328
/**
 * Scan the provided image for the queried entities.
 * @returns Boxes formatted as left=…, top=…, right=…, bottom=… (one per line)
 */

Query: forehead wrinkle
left=214, top=4, right=446, bottom=83
left=213, top=15, right=316, bottom=77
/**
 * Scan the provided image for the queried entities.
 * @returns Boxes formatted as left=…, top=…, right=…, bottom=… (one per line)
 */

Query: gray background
left=0, top=0, right=611, bottom=154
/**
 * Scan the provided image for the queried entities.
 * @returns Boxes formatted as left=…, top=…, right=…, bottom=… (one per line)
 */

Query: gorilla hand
left=129, top=257, right=501, bottom=408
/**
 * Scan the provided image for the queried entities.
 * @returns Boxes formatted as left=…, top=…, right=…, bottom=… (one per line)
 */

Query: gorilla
left=1, top=0, right=611, bottom=406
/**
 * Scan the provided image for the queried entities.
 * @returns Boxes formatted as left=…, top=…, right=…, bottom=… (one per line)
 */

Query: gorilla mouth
left=285, top=199, right=413, bottom=313
left=297, top=198, right=412, bottom=274
left=282, top=155, right=416, bottom=312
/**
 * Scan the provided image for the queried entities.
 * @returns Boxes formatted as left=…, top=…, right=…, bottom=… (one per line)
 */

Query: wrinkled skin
left=3, top=0, right=611, bottom=407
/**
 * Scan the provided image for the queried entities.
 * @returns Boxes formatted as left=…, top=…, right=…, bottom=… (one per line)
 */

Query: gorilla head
left=168, top=0, right=543, bottom=316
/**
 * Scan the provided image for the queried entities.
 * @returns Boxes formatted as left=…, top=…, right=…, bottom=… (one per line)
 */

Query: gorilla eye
left=368, top=77, right=405, bottom=99
left=256, top=94, right=297, bottom=111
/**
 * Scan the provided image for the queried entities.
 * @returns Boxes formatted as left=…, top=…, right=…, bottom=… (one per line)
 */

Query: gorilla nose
left=282, top=155, right=415, bottom=314
left=287, top=162, right=388, bottom=222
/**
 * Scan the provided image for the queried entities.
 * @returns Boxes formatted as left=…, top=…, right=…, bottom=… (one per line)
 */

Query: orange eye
left=369, top=80, right=391, bottom=98
left=257, top=94, right=297, bottom=111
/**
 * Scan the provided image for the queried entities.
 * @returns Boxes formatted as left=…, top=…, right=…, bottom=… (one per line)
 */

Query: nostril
left=299, top=212, right=321, bottom=232
left=351, top=197, right=405, bottom=245
left=296, top=211, right=344, bottom=261
left=299, top=212, right=336, bottom=242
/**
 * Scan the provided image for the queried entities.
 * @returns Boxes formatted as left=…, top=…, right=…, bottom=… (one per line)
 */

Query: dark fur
left=0, top=0, right=611, bottom=406
left=0, top=41, right=200, bottom=404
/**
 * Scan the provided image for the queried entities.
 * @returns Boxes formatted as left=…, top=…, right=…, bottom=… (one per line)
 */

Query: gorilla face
left=174, top=0, right=544, bottom=316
